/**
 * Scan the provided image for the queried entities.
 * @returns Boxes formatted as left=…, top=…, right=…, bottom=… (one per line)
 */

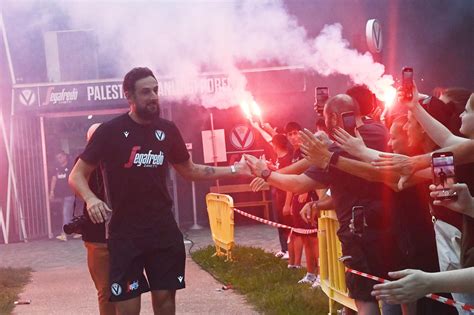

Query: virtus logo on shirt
left=123, top=146, right=165, bottom=168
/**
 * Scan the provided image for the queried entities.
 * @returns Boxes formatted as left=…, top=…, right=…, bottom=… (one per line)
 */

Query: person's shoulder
left=154, top=117, right=177, bottom=129
left=358, top=122, right=388, bottom=150
left=358, top=121, right=387, bottom=134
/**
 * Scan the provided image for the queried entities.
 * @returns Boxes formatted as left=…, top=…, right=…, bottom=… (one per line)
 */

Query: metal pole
left=0, top=11, right=16, bottom=85
left=210, top=112, right=219, bottom=191
left=40, top=116, right=53, bottom=238
left=0, top=109, right=27, bottom=241
left=189, top=150, right=202, bottom=230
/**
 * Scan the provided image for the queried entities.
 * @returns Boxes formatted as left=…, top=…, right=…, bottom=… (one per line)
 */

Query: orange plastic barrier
left=205, top=193, right=235, bottom=261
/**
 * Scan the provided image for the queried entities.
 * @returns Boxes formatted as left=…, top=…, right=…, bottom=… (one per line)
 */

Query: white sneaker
left=56, top=234, right=67, bottom=242
left=311, top=275, right=321, bottom=289
left=298, top=273, right=317, bottom=284
left=72, top=233, right=82, bottom=239
left=275, top=251, right=285, bottom=258
left=287, top=264, right=303, bottom=269
left=281, top=252, right=289, bottom=260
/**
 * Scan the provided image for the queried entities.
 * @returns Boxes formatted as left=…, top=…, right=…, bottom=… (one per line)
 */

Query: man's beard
left=136, top=102, right=161, bottom=121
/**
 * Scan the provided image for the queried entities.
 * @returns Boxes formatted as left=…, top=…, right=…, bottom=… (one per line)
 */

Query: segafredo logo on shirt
left=123, top=146, right=164, bottom=168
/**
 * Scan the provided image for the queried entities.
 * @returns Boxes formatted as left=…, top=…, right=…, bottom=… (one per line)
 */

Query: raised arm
left=172, top=156, right=252, bottom=181
left=244, top=154, right=325, bottom=193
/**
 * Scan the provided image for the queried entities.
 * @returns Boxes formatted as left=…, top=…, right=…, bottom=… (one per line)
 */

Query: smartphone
left=431, top=152, right=457, bottom=200
left=352, top=206, right=365, bottom=234
left=314, top=87, right=329, bottom=114
left=402, top=67, right=414, bottom=101
left=341, top=111, right=357, bottom=136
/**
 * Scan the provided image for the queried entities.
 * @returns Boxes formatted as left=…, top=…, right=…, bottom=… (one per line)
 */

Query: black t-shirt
left=272, top=151, right=293, bottom=208
left=393, top=185, right=439, bottom=272
left=304, top=122, right=393, bottom=245
left=54, top=161, right=74, bottom=198
left=80, top=114, right=190, bottom=243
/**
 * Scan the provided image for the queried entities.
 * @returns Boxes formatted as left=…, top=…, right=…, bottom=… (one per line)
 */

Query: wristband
left=230, top=165, right=237, bottom=174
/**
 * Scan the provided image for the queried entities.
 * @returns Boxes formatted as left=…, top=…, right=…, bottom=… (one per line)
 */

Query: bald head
left=323, top=94, right=360, bottom=133
left=324, top=94, right=359, bottom=116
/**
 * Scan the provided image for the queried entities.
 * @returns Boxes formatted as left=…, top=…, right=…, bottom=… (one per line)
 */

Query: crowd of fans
left=245, top=81, right=474, bottom=315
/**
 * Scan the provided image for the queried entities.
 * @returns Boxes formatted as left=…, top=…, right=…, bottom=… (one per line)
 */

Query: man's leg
left=108, top=239, right=150, bottom=315
left=84, top=242, right=116, bottom=315
left=151, top=290, right=176, bottom=315
left=304, top=235, right=318, bottom=274
left=354, top=300, right=380, bottom=315
left=293, top=234, right=304, bottom=266
left=115, top=296, right=141, bottom=315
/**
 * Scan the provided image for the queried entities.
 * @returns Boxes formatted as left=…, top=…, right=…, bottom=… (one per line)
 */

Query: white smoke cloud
left=8, top=0, right=396, bottom=107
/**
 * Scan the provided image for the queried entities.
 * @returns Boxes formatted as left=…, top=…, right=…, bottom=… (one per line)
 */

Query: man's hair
left=442, top=87, right=471, bottom=109
left=271, top=133, right=290, bottom=151
left=421, top=96, right=463, bottom=136
left=346, top=85, right=374, bottom=116
left=284, top=122, right=302, bottom=133
left=391, top=114, right=408, bottom=127
left=123, top=67, right=157, bottom=95
left=325, top=94, right=360, bottom=116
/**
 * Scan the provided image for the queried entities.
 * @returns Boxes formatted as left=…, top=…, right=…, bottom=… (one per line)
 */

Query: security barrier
left=318, top=209, right=356, bottom=314
left=206, top=193, right=235, bottom=261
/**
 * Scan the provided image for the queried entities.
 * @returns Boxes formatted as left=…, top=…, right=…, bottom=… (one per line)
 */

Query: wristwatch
left=261, top=169, right=273, bottom=181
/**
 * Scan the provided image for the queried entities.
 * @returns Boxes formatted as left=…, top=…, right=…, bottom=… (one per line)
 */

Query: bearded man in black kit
left=69, top=67, right=251, bottom=315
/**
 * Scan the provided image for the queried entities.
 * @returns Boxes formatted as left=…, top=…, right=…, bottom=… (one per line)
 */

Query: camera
left=63, top=215, right=88, bottom=235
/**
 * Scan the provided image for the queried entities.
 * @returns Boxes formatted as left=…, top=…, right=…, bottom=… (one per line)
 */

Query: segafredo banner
left=12, top=74, right=232, bottom=113
left=12, top=67, right=306, bottom=114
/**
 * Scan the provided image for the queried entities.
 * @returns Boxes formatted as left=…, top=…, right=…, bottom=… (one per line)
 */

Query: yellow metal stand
left=206, top=193, right=235, bottom=261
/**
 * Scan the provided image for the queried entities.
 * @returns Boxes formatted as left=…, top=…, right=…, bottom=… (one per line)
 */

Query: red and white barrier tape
left=347, top=268, right=474, bottom=312
left=232, top=207, right=318, bottom=235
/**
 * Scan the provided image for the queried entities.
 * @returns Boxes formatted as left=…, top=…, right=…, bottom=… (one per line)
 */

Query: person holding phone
left=245, top=94, right=395, bottom=315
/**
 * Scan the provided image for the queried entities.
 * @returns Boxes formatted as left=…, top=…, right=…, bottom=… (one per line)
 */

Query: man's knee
left=151, top=290, right=176, bottom=309
left=115, top=296, right=141, bottom=315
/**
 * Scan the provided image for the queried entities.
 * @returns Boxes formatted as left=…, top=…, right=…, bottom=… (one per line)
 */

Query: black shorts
left=108, top=238, right=186, bottom=302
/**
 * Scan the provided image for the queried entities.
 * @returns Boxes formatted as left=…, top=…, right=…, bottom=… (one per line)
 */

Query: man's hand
left=297, top=192, right=308, bottom=203
left=299, top=129, right=331, bottom=169
left=300, top=201, right=318, bottom=225
left=372, top=153, right=415, bottom=177
left=234, top=155, right=253, bottom=177
left=250, top=177, right=269, bottom=192
left=283, top=204, right=292, bottom=216
left=397, top=84, right=423, bottom=110
left=333, top=127, right=366, bottom=157
left=430, top=183, right=474, bottom=217
left=372, top=269, right=430, bottom=304
left=86, top=197, right=112, bottom=224
left=244, top=154, right=268, bottom=177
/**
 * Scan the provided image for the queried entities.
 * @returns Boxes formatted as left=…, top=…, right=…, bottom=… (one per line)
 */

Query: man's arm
left=411, top=102, right=465, bottom=147
left=49, top=176, right=57, bottom=200
left=277, top=158, right=311, bottom=174
left=172, top=157, right=251, bottom=181
left=372, top=267, right=474, bottom=304
left=266, top=172, right=326, bottom=194
left=68, top=159, right=111, bottom=224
